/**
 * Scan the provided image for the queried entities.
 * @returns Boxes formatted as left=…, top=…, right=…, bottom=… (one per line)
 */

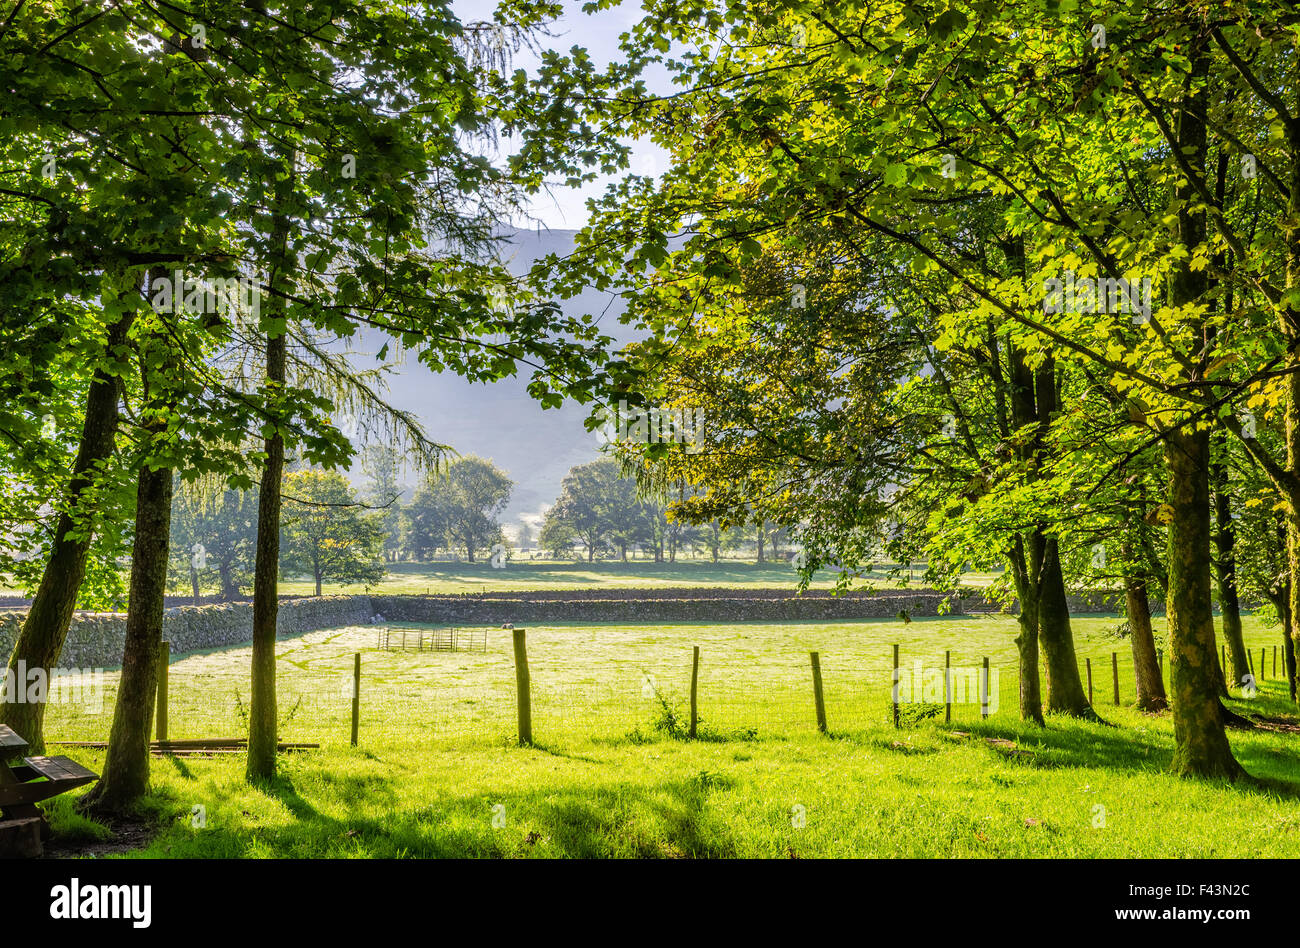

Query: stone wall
left=957, top=588, right=1168, bottom=616
left=0, top=595, right=375, bottom=670
left=369, top=591, right=959, bottom=625
left=0, top=589, right=962, bottom=668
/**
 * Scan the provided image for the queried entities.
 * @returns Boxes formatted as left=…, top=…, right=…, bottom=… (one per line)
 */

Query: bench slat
left=23, top=756, right=98, bottom=783
left=0, top=724, right=29, bottom=760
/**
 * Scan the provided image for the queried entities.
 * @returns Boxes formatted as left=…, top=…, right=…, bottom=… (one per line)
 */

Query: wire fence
left=40, top=622, right=1290, bottom=750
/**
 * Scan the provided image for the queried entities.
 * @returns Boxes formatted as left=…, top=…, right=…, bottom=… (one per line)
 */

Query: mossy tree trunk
left=1212, top=458, right=1249, bottom=691
left=1005, top=331, right=1094, bottom=720
left=247, top=157, right=293, bottom=783
left=2, top=291, right=135, bottom=753
left=80, top=444, right=173, bottom=813
left=81, top=273, right=176, bottom=814
left=1162, top=49, right=1242, bottom=779
left=1165, top=430, right=1242, bottom=777
left=1124, top=570, right=1167, bottom=712
left=1283, top=589, right=1298, bottom=703
left=1007, top=537, right=1044, bottom=725
left=1038, top=538, right=1094, bottom=717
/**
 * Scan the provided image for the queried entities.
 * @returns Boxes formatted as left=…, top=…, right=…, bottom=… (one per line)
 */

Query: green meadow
left=40, top=613, right=1300, bottom=858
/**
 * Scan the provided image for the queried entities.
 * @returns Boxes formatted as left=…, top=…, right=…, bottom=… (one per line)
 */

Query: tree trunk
left=314, top=569, right=322, bottom=598
left=79, top=457, right=173, bottom=814
left=1125, top=571, right=1167, bottom=711
left=1165, top=429, right=1242, bottom=778
left=1008, top=540, right=1044, bottom=725
left=247, top=330, right=285, bottom=782
left=1162, top=48, right=1241, bottom=779
left=1282, top=584, right=1297, bottom=703
left=2, top=301, right=134, bottom=752
left=1213, top=468, right=1250, bottom=691
left=1037, top=539, right=1095, bottom=717
left=219, top=562, right=237, bottom=601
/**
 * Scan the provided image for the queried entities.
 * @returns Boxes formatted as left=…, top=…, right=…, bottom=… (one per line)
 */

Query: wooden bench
left=1, top=755, right=99, bottom=807
left=0, top=724, right=98, bottom=857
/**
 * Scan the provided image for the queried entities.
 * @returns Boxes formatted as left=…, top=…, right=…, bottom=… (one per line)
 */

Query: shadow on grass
left=932, top=713, right=1300, bottom=799
left=142, top=768, right=743, bottom=858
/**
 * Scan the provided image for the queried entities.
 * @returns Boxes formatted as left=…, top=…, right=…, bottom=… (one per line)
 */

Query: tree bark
left=1212, top=463, right=1250, bottom=691
left=1007, top=538, right=1044, bottom=725
left=1125, top=570, right=1167, bottom=711
left=247, top=328, right=285, bottom=782
left=81, top=285, right=176, bottom=814
left=1165, top=429, right=1241, bottom=777
left=1162, top=48, right=1242, bottom=778
left=79, top=456, right=173, bottom=814
left=2, top=299, right=134, bottom=752
left=1282, top=585, right=1297, bottom=703
left=1037, top=538, right=1095, bottom=717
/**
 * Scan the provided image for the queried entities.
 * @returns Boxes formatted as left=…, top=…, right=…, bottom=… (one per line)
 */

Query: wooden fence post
left=513, top=628, right=532, bottom=745
left=1248, top=649, right=1256, bottom=677
left=892, top=644, right=900, bottom=728
left=1085, top=657, right=1093, bottom=707
left=155, top=640, right=170, bottom=742
left=689, top=646, right=699, bottom=739
left=1274, top=645, right=1278, bottom=679
left=1112, top=652, right=1120, bottom=705
left=1261, top=648, right=1267, bottom=680
left=944, top=650, right=951, bottom=724
left=350, top=652, right=360, bottom=747
left=981, top=657, right=990, bottom=719
left=810, top=652, right=827, bottom=734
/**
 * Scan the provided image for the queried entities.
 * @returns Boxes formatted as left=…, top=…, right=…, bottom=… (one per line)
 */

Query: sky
left=343, top=1, right=670, bottom=538
left=452, top=0, right=671, bottom=230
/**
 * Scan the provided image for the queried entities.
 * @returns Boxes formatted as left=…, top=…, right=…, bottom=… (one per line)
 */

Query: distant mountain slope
left=344, top=227, right=633, bottom=535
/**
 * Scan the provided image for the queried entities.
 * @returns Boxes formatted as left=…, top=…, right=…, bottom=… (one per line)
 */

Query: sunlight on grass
left=40, top=613, right=1300, bottom=858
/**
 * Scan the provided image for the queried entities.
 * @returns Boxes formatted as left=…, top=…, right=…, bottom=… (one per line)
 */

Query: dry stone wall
left=0, top=588, right=963, bottom=667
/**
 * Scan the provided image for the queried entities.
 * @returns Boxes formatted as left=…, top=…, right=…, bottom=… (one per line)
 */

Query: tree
left=169, top=481, right=260, bottom=602
left=361, top=446, right=405, bottom=564
left=539, top=0, right=1293, bottom=775
left=281, top=470, right=385, bottom=596
left=415, top=457, right=513, bottom=562
left=544, top=459, right=627, bottom=561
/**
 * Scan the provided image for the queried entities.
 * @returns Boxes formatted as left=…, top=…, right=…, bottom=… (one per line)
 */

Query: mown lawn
left=39, top=614, right=1300, bottom=858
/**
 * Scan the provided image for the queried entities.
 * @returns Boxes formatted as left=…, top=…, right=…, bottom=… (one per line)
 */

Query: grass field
left=273, top=560, right=1005, bottom=596
left=4, top=559, right=1006, bottom=600
left=38, top=613, right=1300, bottom=858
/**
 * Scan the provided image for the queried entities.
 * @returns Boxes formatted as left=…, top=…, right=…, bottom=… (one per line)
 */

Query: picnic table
left=0, top=724, right=98, bottom=857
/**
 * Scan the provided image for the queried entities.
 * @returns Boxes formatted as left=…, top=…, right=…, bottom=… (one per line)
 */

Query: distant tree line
left=167, top=452, right=514, bottom=600
left=168, top=451, right=790, bottom=600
